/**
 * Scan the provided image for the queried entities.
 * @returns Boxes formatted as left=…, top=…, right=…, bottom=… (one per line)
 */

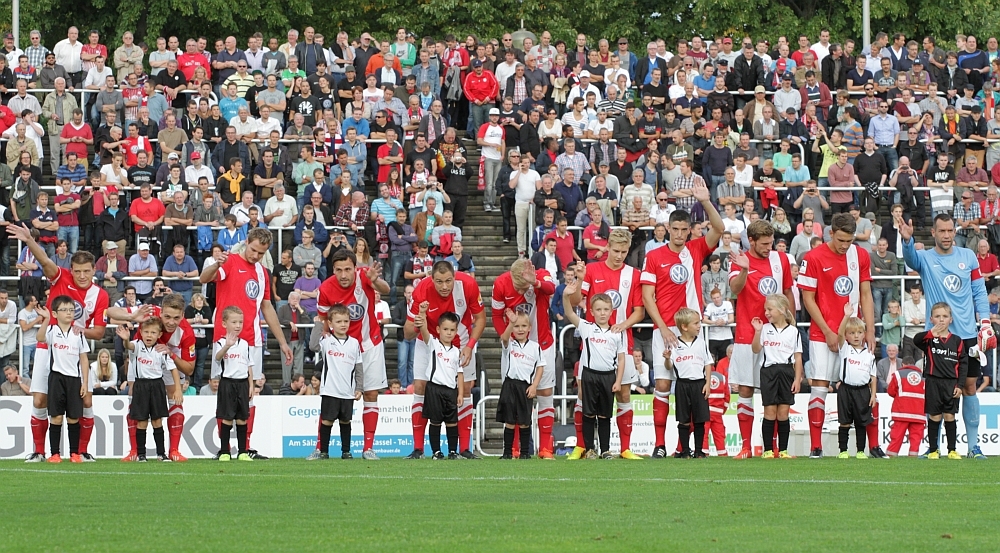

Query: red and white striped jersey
left=491, top=269, right=556, bottom=350
left=729, top=250, right=791, bottom=344
left=580, top=261, right=643, bottom=350
left=137, top=305, right=196, bottom=364
left=213, top=253, right=271, bottom=346
left=708, top=369, right=729, bottom=415
left=640, top=236, right=712, bottom=328
left=47, top=267, right=110, bottom=330
left=317, top=268, right=383, bottom=351
left=886, top=366, right=925, bottom=423
left=797, top=243, right=871, bottom=342
left=407, top=271, right=484, bottom=348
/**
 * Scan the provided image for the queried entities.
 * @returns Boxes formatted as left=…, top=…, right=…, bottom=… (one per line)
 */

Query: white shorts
left=651, top=327, right=679, bottom=381
left=728, top=343, right=763, bottom=388
left=413, top=340, right=478, bottom=384
left=621, top=354, right=639, bottom=385
left=806, top=340, right=840, bottom=383
left=29, top=347, right=50, bottom=395
left=360, top=343, right=389, bottom=392
left=162, top=369, right=188, bottom=388
left=211, top=345, right=264, bottom=380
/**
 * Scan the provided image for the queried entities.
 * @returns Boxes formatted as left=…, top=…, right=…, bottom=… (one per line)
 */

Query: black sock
left=503, top=427, right=514, bottom=455
left=927, top=418, right=940, bottom=451
left=597, top=417, right=611, bottom=454
left=518, top=426, right=531, bottom=455
left=778, top=420, right=790, bottom=451
left=677, top=423, right=690, bottom=453
left=855, top=421, right=867, bottom=453
left=429, top=423, right=441, bottom=454
left=340, top=423, right=352, bottom=454
left=693, top=422, right=705, bottom=455
left=135, top=427, right=146, bottom=457
left=49, top=421, right=62, bottom=456
left=318, top=423, right=332, bottom=455
left=236, top=423, right=248, bottom=455
left=153, top=426, right=165, bottom=456
left=945, top=420, right=958, bottom=452
left=67, top=422, right=80, bottom=455
left=839, top=426, right=850, bottom=452
left=219, top=423, right=232, bottom=454
left=583, top=416, right=596, bottom=450
left=761, top=418, right=775, bottom=452
left=446, top=425, right=458, bottom=455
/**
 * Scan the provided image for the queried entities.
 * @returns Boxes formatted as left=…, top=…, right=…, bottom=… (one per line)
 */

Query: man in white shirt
left=255, top=106, right=282, bottom=140
left=53, top=27, right=84, bottom=84
left=510, top=155, right=541, bottom=255
left=476, top=108, right=505, bottom=213
left=566, top=71, right=600, bottom=105
left=183, top=151, right=214, bottom=187
left=264, top=185, right=298, bottom=229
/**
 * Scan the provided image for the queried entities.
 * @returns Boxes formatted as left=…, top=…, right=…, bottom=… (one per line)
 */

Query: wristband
left=466, top=339, right=477, bottom=351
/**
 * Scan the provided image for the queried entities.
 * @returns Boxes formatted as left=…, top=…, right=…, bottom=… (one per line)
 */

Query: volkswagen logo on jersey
left=73, top=300, right=84, bottom=321
left=757, top=277, right=778, bottom=296
left=943, top=274, right=962, bottom=293
left=245, top=279, right=261, bottom=299
left=670, top=264, right=689, bottom=284
left=347, top=303, right=365, bottom=321
left=606, top=290, right=623, bottom=309
left=514, top=303, right=534, bottom=315
left=833, top=276, right=854, bottom=297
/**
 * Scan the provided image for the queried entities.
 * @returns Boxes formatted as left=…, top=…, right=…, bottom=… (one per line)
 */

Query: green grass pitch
left=2, top=458, right=997, bottom=552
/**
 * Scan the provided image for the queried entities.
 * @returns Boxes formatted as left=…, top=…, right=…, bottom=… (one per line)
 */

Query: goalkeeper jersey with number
left=902, top=238, right=990, bottom=340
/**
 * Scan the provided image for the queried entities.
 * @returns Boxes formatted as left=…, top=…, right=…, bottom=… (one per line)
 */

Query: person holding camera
left=888, top=156, right=924, bottom=228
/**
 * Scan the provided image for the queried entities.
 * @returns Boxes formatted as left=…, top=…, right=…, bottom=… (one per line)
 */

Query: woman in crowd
left=354, top=237, right=373, bottom=267
left=90, top=349, right=119, bottom=395
left=185, top=292, right=214, bottom=390
left=771, top=207, right=794, bottom=245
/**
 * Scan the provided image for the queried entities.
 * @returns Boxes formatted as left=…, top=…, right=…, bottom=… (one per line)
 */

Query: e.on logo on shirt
left=327, top=350, right=346, bottom=358
left=846, top=357, right=864, bottom=366
left=52, top=343, right=72, bottom=351
left=762, top=340, right=783, bottom=348
left=675, top=354, right=695, bottom=363
left=225, top=352, right=242, bottom=360
left=137, top=357, right=154, bottom=365
left=511, top=351, right=527, bottom=360
left=590, top=338, right=609, bottom=345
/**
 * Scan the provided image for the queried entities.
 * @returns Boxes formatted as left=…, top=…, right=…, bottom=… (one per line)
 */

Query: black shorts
left=837, top=384, right=873, bottom=426
left=424, top=382, right=458, bottom=424
left=48, top=371, right=83, bottom=419
left=320, top=396, right=355, bottom=423
left=674, top=378, right=710, bottom=424
left=130, top=378, right=168, bottom=421
left=496, top=378, right=532, bottom=425
left=925, top=377, right=960, bottom=416
left=581, top=369, right=615, bottom=418
left=963, top=338, right=982, bottom=379
left=760, top=364, right=795, bottom=407
left=216, top=378, right=250, bottom=421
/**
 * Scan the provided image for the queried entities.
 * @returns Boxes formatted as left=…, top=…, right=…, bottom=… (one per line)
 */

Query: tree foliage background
left=2, top=0, right=999, bottom=52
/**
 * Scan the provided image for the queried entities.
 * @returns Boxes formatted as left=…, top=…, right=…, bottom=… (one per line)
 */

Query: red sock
left=808, top=393, right=827, bottom=450
left=537, top=403, right=554, bottom=454
left=30, top=415, right=48, bottom=455
left=315, top=418, right=323, bottom=450
left=574, top=402, right=585, bottom=447
left=245, top=405, right=256, bottom=450
left=512, top=426, right=521, bottom=457
left=79, top=410, right=94, bottom=455
left=736, top=397, right=753, bottom=451
left=616, top=403, right=633, bottom=452
left=362, top=402, right=378, bottom=451
left=866, top=402, right=880, bottom=449
left=702, top=422, right=710, bottom=451
left=653, top=391, right=669, bottom=449
left=458, top=399, right=473, bottom=452
left=412, top=395, right=426, bottom=452
left=168, top=404, right=184, bottom=452
left=127, top=417, right=137, bottom=454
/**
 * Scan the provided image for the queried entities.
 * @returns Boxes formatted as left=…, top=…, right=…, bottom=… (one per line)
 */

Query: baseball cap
left=865, top=211, right=877, bottom=221
left=3, top=33, right=12, bottom=40
left=579, top=70, right=591, bottom=78
left=717, top=59, right=728, bottom=66
left=345, top=65, right=356, bottom=73
left=191, top=152, right=201, bottom=160
left=251, top=69, right=263, bottom=76
left=754, top=85, right=766, bottom=93
left=645, top=107, right=656, bottom=114
left=488, top=107, right=500, bottom=115
left=137, top=242, right=150, bottom=251
left=104, top=241, right=118, bottom=250
left=722, top=38, right=733, bottom=45
left=168, top=152, right=179, bottom=160
left=781, top=73, right=792, bottom=81
left=599, top=160, right=610, bottom=166
left=471, top=59, right=483, bottom=67
left=848, top=204, right=860, bottom=212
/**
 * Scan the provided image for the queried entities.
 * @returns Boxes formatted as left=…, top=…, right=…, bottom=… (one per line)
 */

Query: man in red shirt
left=201, top=228, right=293, bottom=459
left=128, top=183, right=165, bottom=234
left=976, top=238, right=1000, bottom=286
left=728, top=220, right=794, bottom=459
left=60, top=108, right=93, bottom=163
left=122, top=123, right=151, bottom=167
left=543, top=216, right=580, bottom=269
left=7, top=223, right=109, bottom=462
left=797, top=212, right=875, bottom=458
left=375, top=127, right=403, bottom=184
left=315, top=249, right=391, bottom=460
left=640, top=180, right=724, bottom=458
left=403, top=261, right=486, bottom=459
left=491, top=258, right=557, bottom=458
left=177, top=38, right=212, bottom=83
left=464, top=59, right=499, bottom=137
left=567, top=229, right=646, bottom=460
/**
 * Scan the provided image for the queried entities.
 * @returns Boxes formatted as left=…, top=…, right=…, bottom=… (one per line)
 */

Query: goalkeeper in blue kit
left=900, top=214, right=995, bottom=459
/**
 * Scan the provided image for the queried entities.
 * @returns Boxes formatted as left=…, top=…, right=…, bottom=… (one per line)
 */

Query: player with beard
left=403, top=261, right=486, bottom=459
left=8, top=224, right=109, bottom=463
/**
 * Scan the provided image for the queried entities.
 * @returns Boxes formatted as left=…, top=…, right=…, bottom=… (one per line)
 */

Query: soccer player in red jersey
left=315, top=249, right=391, bottom=460
left=727, top=220, right=794, bottom=459
left=108, top=294, right=196, bottom=462
left=403, top=261, right=486, bottom=459
left=640, top=179, right=724, bottom=458
left=797, top=213, right=876, bottom=458
left=566, top=229, right=646, bottom=460
left=201, top=228, right=293, bottom=459
left=8, top=224, right=109, bottom=463
left=491, top=258, right=557, bottom=458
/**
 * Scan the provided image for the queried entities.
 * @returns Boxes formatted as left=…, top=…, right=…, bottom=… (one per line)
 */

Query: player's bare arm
left=260, top=300, right=293, bottom=366
left=367, top=262, right=390, bottom=295
left=610, top=305, right=645, bottom=334
left=199, top=252, right=228, bottom=283
left=171, top=369, right=183, bottom=405
left=7, top=223, right=59, bottom=279
left=859, top=281, right=876, bottom=351
left=416, top=301, right=431, bottom=344
left=802, top=290, right=837, bottom=352
left=642, top=284, right=678, bottom=348
left=694, top=180, right=725, bottom=248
